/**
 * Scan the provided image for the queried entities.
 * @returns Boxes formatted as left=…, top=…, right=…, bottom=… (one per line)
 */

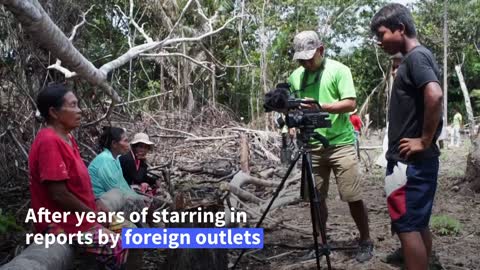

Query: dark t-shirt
left=119, top=151, right=157, bottom=186
left=387, top=46, right=443, bottom=162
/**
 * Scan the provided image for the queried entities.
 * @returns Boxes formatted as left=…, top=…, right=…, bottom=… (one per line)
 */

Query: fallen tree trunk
left=0, top=243, right=74, bottom=270
left=177, top=164, right=231, bottom=177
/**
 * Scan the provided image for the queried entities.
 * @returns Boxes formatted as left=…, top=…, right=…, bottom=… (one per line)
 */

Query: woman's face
left=112, top=133, right=130, bottom=155
left=50, top=92, right=82, bottom=130
left=132, top=143, right=151, bottom=160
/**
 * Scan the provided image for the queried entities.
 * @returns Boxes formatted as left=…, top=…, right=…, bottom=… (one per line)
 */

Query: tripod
left=232, top=131, right=356, bottom=270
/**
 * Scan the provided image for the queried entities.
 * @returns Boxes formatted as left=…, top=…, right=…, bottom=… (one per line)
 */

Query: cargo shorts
left=308, top=144, right=362, bottom=202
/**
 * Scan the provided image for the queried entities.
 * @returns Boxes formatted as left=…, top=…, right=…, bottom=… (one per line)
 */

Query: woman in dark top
left=119, top=133, right=158, bottom=188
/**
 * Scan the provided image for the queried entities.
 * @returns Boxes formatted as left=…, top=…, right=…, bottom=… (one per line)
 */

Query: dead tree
left=454, top=62, right=476, bottom=138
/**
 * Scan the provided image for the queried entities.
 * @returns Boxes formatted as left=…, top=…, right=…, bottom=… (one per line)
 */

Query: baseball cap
left=293, top=31, right=323, bottom=60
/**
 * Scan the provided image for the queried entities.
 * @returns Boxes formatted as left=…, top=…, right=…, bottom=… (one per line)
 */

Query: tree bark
left=465, top=136, right=480, bottom=192
left=211, top=64, right=216, bottom=107
left=443, top=0, right=448, bottom=126
left=165, top=198, right=227, bottom=270
left=260, top=0, right=269, bottom=129
left=240, top=134, right=250, bottom=173
left=454, top=64, right=475, bottom=138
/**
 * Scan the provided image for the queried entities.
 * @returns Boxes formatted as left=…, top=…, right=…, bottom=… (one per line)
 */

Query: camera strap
left=298, top=58, right=326, bottom=96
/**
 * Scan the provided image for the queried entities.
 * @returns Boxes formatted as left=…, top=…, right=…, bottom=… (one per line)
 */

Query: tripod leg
left=304, top=153, right=332, bottom=270
left=232, top=150, right=302, bottom=270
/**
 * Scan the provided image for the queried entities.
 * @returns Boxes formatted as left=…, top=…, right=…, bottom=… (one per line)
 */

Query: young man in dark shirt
left=371, top=4, right=443, bottom=270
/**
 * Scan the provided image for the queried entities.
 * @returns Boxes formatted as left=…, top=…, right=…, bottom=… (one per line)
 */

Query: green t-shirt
left=88, top=149, right=137, bottom=198
left=288, top=58, right=356, bottom=146
left=453, top=113, right=462, bottom=128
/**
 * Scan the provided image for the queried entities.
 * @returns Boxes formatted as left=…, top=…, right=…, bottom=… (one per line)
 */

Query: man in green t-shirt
left=451, top=110, right=463, bottom=147
left=288, top=30, right=373, bottom=262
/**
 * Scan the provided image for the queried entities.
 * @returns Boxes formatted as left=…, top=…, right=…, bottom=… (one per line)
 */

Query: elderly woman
left=119, top=133, right=172, bottom=224
left=29, top=83, right=128, bottom=270
left=119, top=133, right=158, bottom=187
left=119, top=133, right=171, bottom=200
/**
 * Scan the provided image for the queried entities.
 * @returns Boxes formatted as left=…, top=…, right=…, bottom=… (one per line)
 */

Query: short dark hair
left=36, top=83, right=70, bottom=122
left=99, top=126, right=125, bottom=150
left=370, top=3, right=416, bottom=38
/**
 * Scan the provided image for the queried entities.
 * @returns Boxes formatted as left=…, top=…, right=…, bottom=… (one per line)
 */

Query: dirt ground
left=228, top=140, right=480, bottom=270
left=1, top=130, right=479, bottom=270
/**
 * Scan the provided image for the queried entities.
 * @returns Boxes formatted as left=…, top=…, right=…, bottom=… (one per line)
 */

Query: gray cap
left=293, top=31, right=323, bottom=60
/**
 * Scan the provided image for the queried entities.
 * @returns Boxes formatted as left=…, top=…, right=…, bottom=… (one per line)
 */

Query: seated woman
left=119, top=133, right=157, bottom=188
left=88, top=127, right=149, bottom=214
left=119, top=133, right=171, bottom=208
left=29, top=84, right=128, bottom=270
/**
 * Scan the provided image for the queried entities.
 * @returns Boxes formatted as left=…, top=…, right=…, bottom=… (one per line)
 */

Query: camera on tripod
left=264, top=83, right=332, bottom=147
left=264, top=83, right=331, bottom=130
left=234, top=83, right=355, bottom=270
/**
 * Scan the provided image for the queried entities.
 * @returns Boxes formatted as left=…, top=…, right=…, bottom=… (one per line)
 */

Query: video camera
left=264, top=83, right=331, bottom=131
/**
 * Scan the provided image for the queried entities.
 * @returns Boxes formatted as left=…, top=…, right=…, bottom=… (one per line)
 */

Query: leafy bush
left=0, top=209, right=24, bottom=233
left=430, top=215, right=461, bottom=236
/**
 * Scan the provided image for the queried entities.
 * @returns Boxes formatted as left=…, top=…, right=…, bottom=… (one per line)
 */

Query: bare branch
left=238, top=0, right=252, bottom=65
left=47, top=62, right=77, bottom=78
left=166, top=0, right=194, bottom=39
left=374, top=44, right=386, bottom=79
left=7, top=129, right=28, bottom=159
left=99, top=15, right=239, bottom=75
left=194, top=0, right=219, bottom=31
left=144, top=113, right=198, bottom=138
left=81, top=97, right=116, bottom=128
left=327, top=0, right=360, bottom=26
left=69, top=5, right=94, bottom=41
left=115, top=91, right=173, bottom=107
left=47, top=5, right=94, bottom=79
left=141, top=52, right=214, bottom=72
left=199, top=42, right=253, bottom=70
left=115, top=2, right=153, bottom=43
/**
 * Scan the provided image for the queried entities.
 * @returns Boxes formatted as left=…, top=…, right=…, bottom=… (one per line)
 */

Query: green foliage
left=471, top=89, right=480, bottom=112
left=0, top=210, right=23, bottom=233
left=414, top=0, right=480, bottom=118
left=4, top=0, right=480, bottom=124
left=430, top=215, right=461, bottom=236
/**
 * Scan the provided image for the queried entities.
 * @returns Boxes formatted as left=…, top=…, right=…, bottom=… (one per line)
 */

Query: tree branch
left=374, top=44, right=386, bottom=79
left=47, top=5, right=94, bottom=79
left=1, top=0, right=120, bottom=102
left=115, top=91, right=173, bottom=107
left=47, top=63, right=77, bottom=78
left=81, top=102, right=114, bottom=128
left=141, top=52, right=214, bottom=72
left=166, top=0, right=194, bottom=39
left=114, top=1, right=153, bottom=43
left=99, top=15, right=239, bottom=75
left=475, top=42, right=480, bottom=57
left=69, top=5, right=94, bottom=41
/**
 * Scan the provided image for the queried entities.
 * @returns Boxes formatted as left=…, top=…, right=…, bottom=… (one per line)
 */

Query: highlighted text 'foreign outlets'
left=122, top=228, right=263, bottom=249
